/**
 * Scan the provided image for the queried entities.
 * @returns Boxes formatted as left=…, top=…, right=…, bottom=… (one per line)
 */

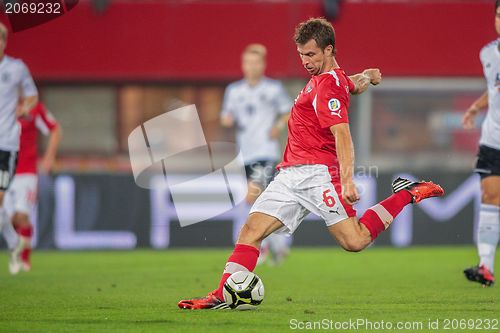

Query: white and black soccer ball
left=222, top=271, right=265, bottom=310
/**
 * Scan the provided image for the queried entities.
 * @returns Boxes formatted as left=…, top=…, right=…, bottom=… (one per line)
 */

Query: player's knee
left=342, top=242, right=364, bottom=253
left=339, top=237, right=366, bottom=252
left=12, top=212, right=30, bottom=228
left=481, top=187, right=500, bottom=206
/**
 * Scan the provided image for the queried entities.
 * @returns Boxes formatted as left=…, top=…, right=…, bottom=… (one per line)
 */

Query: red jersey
left=278, top=68, right=355, bottom=179
left=16, top=103, right=58, bottom=174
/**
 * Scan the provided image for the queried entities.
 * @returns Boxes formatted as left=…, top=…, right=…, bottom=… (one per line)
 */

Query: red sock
left=214, top=244, right=260, bottom=300
left=360, top=190, right=412, bottom=241
left=15, top=226, right=33, bottom=262
left=18, top=225, right=33, bottom=238
left=21, top=248, right=31, bottom=262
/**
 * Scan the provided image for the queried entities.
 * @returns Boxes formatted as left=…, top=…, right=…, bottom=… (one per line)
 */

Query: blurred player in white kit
left=462, top=0, right=500, bottom=287
left=220, top=44, right=292, bottom=265
left=0, top=22, right=38, bottom=274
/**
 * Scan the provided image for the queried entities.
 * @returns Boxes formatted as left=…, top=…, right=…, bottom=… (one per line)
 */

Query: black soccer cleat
left=392, top=177, right=445, bottom=204
left=464, top=265, right=495, bottom=287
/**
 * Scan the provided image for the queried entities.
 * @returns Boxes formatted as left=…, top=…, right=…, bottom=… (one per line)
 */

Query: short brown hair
left=0, top=22, right=7, bottom=41
left=294, top=17, right=336, bottom=55
left=242, top=43, right=267, bottom=60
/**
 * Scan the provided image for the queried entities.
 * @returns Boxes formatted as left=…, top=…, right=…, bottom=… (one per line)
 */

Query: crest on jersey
left=328, top=98, right=342, bottom=117
left=305, top=85, right=313, bottom=93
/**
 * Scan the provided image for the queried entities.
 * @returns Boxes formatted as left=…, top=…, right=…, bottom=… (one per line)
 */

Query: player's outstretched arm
left=349, top=68, right=382, bottom=95
left=362, top=68, right=382, bottom=85
left=40, top=125, right=62, bottom=174
left=330, top=123, right=359, bottom=205
left=349, top=74, right=369, bottom=95
left=463, top=91, right=488, bottom=129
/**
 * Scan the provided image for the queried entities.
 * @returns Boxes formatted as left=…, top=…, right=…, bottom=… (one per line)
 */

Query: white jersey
left=479, top=39, right=500, bottom=150
left=0, top=55, right=37, bottom=151
left=221, top=77, right=292, bottom=164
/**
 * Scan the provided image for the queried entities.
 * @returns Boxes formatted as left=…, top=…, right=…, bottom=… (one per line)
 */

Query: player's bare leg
left=234, top=181, right=270, bottom=263
left=0, top=192, right=21, bottom=275
left=245, top=181, right=262, bottom=205
left=178, top=212, right=284, bottom=310
left=246, top=183, right=268, bottom=265
left=329, top=178, right=445, bottom=252
left=464, top=175, right=500, bottom=287
left=237, top=212, right=285, bottom=248
left=248, top=181, right=270, bottom=266
left=12, top=212, right=33, bottom=271
left=328, top=217, right=371, bottom=252
left=233, top=180, right=261, bottom=241
left=243, top=179, right=289, bottom=266
left=248, top=170, right=292, bottom=266
left=232, top=181, right=261, bottom=243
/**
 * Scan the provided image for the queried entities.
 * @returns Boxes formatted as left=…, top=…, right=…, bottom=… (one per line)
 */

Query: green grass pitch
left=0, top=247, right=498, bottom=333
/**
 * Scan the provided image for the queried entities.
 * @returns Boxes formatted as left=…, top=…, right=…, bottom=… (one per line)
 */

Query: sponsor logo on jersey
left=305, top=85, right=313, bottom=93
left=328, top=98, right=342, bottom=117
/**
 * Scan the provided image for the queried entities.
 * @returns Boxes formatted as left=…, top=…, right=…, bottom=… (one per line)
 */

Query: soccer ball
left=222, top=271, right=265, bottom=310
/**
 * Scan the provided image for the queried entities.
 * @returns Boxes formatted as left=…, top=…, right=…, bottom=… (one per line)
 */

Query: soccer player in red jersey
left=5, top=102, right=61, bottom=271
left=178, top=18, right=444, bottom=309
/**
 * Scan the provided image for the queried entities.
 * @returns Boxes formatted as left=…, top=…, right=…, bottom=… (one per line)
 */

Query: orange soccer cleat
left=392, top=177, right=445, bottom=204
left=178, top=291, right=229, bottom=310
left=464, top=265, right=495, bottom=287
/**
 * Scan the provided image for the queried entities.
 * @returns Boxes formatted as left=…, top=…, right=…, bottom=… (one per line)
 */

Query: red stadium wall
left=0, top=0, right=495, bottom=81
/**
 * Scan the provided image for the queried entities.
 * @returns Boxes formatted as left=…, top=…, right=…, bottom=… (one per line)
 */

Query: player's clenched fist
left=342, top=181, right=360, bottom=205
left=363, top=68, right=382, bottom=85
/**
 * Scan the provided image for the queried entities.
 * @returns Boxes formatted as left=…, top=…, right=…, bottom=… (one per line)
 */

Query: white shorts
left=5, top=173, right=38, bottom=216
left=250, top=164, right=356, bottom=235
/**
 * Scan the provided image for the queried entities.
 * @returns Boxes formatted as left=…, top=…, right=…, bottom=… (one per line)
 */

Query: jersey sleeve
left=313, top=76, right=350, bottom=129
left=479, top=40, right=497, bottom=67
left=273, top=82, right=293, bottom=115
left=19, top=61, right=38, bottom=98
left=35, top=104, right=58, bottom=135
left=479, top=46, right=487, bottom=67
left=346, top=76, right=356, bottom=93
